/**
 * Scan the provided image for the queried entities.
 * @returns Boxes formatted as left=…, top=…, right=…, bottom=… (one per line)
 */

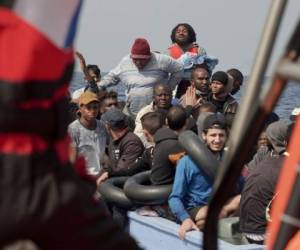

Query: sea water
left=70, top=72, right=300, bottom=120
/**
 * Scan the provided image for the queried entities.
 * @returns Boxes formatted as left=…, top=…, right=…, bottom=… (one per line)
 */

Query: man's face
left=191, top=69, right=210, bottom=93
left=202, top=128, right=227, bottom=152
left=154, top=86, right=172, bottom=109
left=103, top=98, right=118, bottom=113
left=80, top=101, right=99, bottom=121
left=211, top=80, right=226, bottom=95
left=132, top=58, right=151, bottom=70
left=175, top=25, right=189, bottom=46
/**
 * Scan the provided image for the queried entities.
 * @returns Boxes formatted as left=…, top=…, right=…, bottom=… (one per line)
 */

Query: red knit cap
left=131, top=38, right=151, bottom=59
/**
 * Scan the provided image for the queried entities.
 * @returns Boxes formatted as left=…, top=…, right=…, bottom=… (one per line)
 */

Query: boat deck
left=129, top=212, right=264, bottom=250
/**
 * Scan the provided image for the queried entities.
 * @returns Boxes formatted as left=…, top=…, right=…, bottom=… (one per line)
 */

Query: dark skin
left=153, top=85, right=172, bottom=109
left=100, top=97, right=118, bottom=113
left=191, top=68, right=210, bottom=93
left=79, top=101, right=100, bottom=130
left=175, top=25, right=190, bottom=48
left=231, top=79, right=242, bottom=95
left=75, top=51, right=101, bottom=83
left=211, top=80, right=226, bottom=100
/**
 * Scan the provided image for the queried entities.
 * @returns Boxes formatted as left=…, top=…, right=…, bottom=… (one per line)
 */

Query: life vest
left=168, top=43, right=199, bottom=59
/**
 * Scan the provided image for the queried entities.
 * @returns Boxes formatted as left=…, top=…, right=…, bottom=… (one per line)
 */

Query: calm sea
left=70, top=72, right=300, bottom=121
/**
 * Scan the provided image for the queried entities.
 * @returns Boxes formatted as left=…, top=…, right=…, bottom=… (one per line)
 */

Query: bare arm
left=75, top=51, right=94, bottom=83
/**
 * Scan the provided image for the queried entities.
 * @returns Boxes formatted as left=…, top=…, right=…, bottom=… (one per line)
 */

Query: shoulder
left=123, top=131, right=143, bottom=144
left=226, top=94, right=237, bottom=103
left=154, top=52, right=175, bottom=63
left=136, top=102, right=155, bottom=121
left=68, top=119, right=80, bottom=130
left=177, top=155, right=195, bottom=168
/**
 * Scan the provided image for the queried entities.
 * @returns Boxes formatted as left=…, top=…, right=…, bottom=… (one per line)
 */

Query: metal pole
left=203, top=0, right=289, bottom=249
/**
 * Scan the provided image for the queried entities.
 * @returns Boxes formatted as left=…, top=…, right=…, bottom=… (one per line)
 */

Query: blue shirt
left=168, top=155, right=244, bottom=222
left=168, top=156, right=213, bottom=222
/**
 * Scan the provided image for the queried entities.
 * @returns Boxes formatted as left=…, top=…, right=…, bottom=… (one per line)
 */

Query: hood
left=266, top=120, right=289, bottom=154
left=154, top=127, right=178, bottom=144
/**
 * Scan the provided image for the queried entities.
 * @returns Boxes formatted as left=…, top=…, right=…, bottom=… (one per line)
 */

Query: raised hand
left=75, top=51, right=87, bottom=71
left=185, top=86, right=198, bottom=107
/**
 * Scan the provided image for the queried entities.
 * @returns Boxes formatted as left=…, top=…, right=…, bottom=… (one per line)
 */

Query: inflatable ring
left=124, top=171, right=172, bottom=205
left=179, top=130, right=219, bottom=180
left=98, top=176, right=135, bottom=209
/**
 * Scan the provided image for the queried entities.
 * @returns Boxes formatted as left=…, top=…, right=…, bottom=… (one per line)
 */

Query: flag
left=0, top=0, right=82, bottom=163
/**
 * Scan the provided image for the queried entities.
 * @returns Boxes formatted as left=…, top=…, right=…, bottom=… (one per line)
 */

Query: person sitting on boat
left=207, top=71, right=238, bottom=119
left=72, top=51, right=101, bottom=100
left=98, top=108, right=144, bottom=183
left=117, top=111, right=166, bottom=177
left=134, top=83, right=172, bottom=148
left=246, top=119, right=289, bottom=174
left=227, top=68, right=244, bottom=96
left=168, top=114, right=242, bottom=240
left=239, top=120, right=292, bottom=245
left=68, top=91, right=107, bottom=180
left=98, top=38, right=183, bottom=119
left=179, top=65, right=211, bottom=110
left=150, top=106, right=187, bottom=185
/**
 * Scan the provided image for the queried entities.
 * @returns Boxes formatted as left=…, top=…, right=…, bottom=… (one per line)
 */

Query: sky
left=75, top=0, right=299, bottom=75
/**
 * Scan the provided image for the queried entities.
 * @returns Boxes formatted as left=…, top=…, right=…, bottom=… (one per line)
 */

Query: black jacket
left=150, top=128, right=183, bottom=185
left=240, top=155, right=284, bottom=234
left=108, top=147, right=153, bottom=177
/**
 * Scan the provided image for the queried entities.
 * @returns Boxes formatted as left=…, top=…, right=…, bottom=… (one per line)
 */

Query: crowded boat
left=2, top=0, right=300, bottom=248
left=67, top=23, right=299, bottom=247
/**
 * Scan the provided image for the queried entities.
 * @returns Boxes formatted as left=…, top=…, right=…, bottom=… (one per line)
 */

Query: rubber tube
left=124, top=171, right=172, bottom=205
left=98, top=176, right=135, bottom=209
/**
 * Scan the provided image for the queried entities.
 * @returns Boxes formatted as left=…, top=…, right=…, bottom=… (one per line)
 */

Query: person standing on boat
left=98, top=38, right=183, bottom=119
left=168, top=114, right=242, bottom=240
left=168, top=23, right=206, bottom=60
left=68, top=91, right=107, bottom=178
left=72, top=51, right=102, bottom=100
left=168, top=23, right=207, bottom=99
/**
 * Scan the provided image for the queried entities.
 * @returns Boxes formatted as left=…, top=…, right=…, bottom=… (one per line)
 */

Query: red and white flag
left=0, top=0, right=82, bottom=162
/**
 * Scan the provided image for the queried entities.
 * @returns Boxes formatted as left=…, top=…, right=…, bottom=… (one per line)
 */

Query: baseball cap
left=203, top=113, right=226, bottom=130
left=101, top=108, right=127, bottom=129
left=79, top=91, right=99, bottom=106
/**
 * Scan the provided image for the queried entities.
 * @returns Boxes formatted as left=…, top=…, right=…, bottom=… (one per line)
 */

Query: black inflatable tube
left=124, top=171, right=172, bottom=205
left=98, top=176, right=135, bottom=209
left=178, top=130, right=219, bottom=180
